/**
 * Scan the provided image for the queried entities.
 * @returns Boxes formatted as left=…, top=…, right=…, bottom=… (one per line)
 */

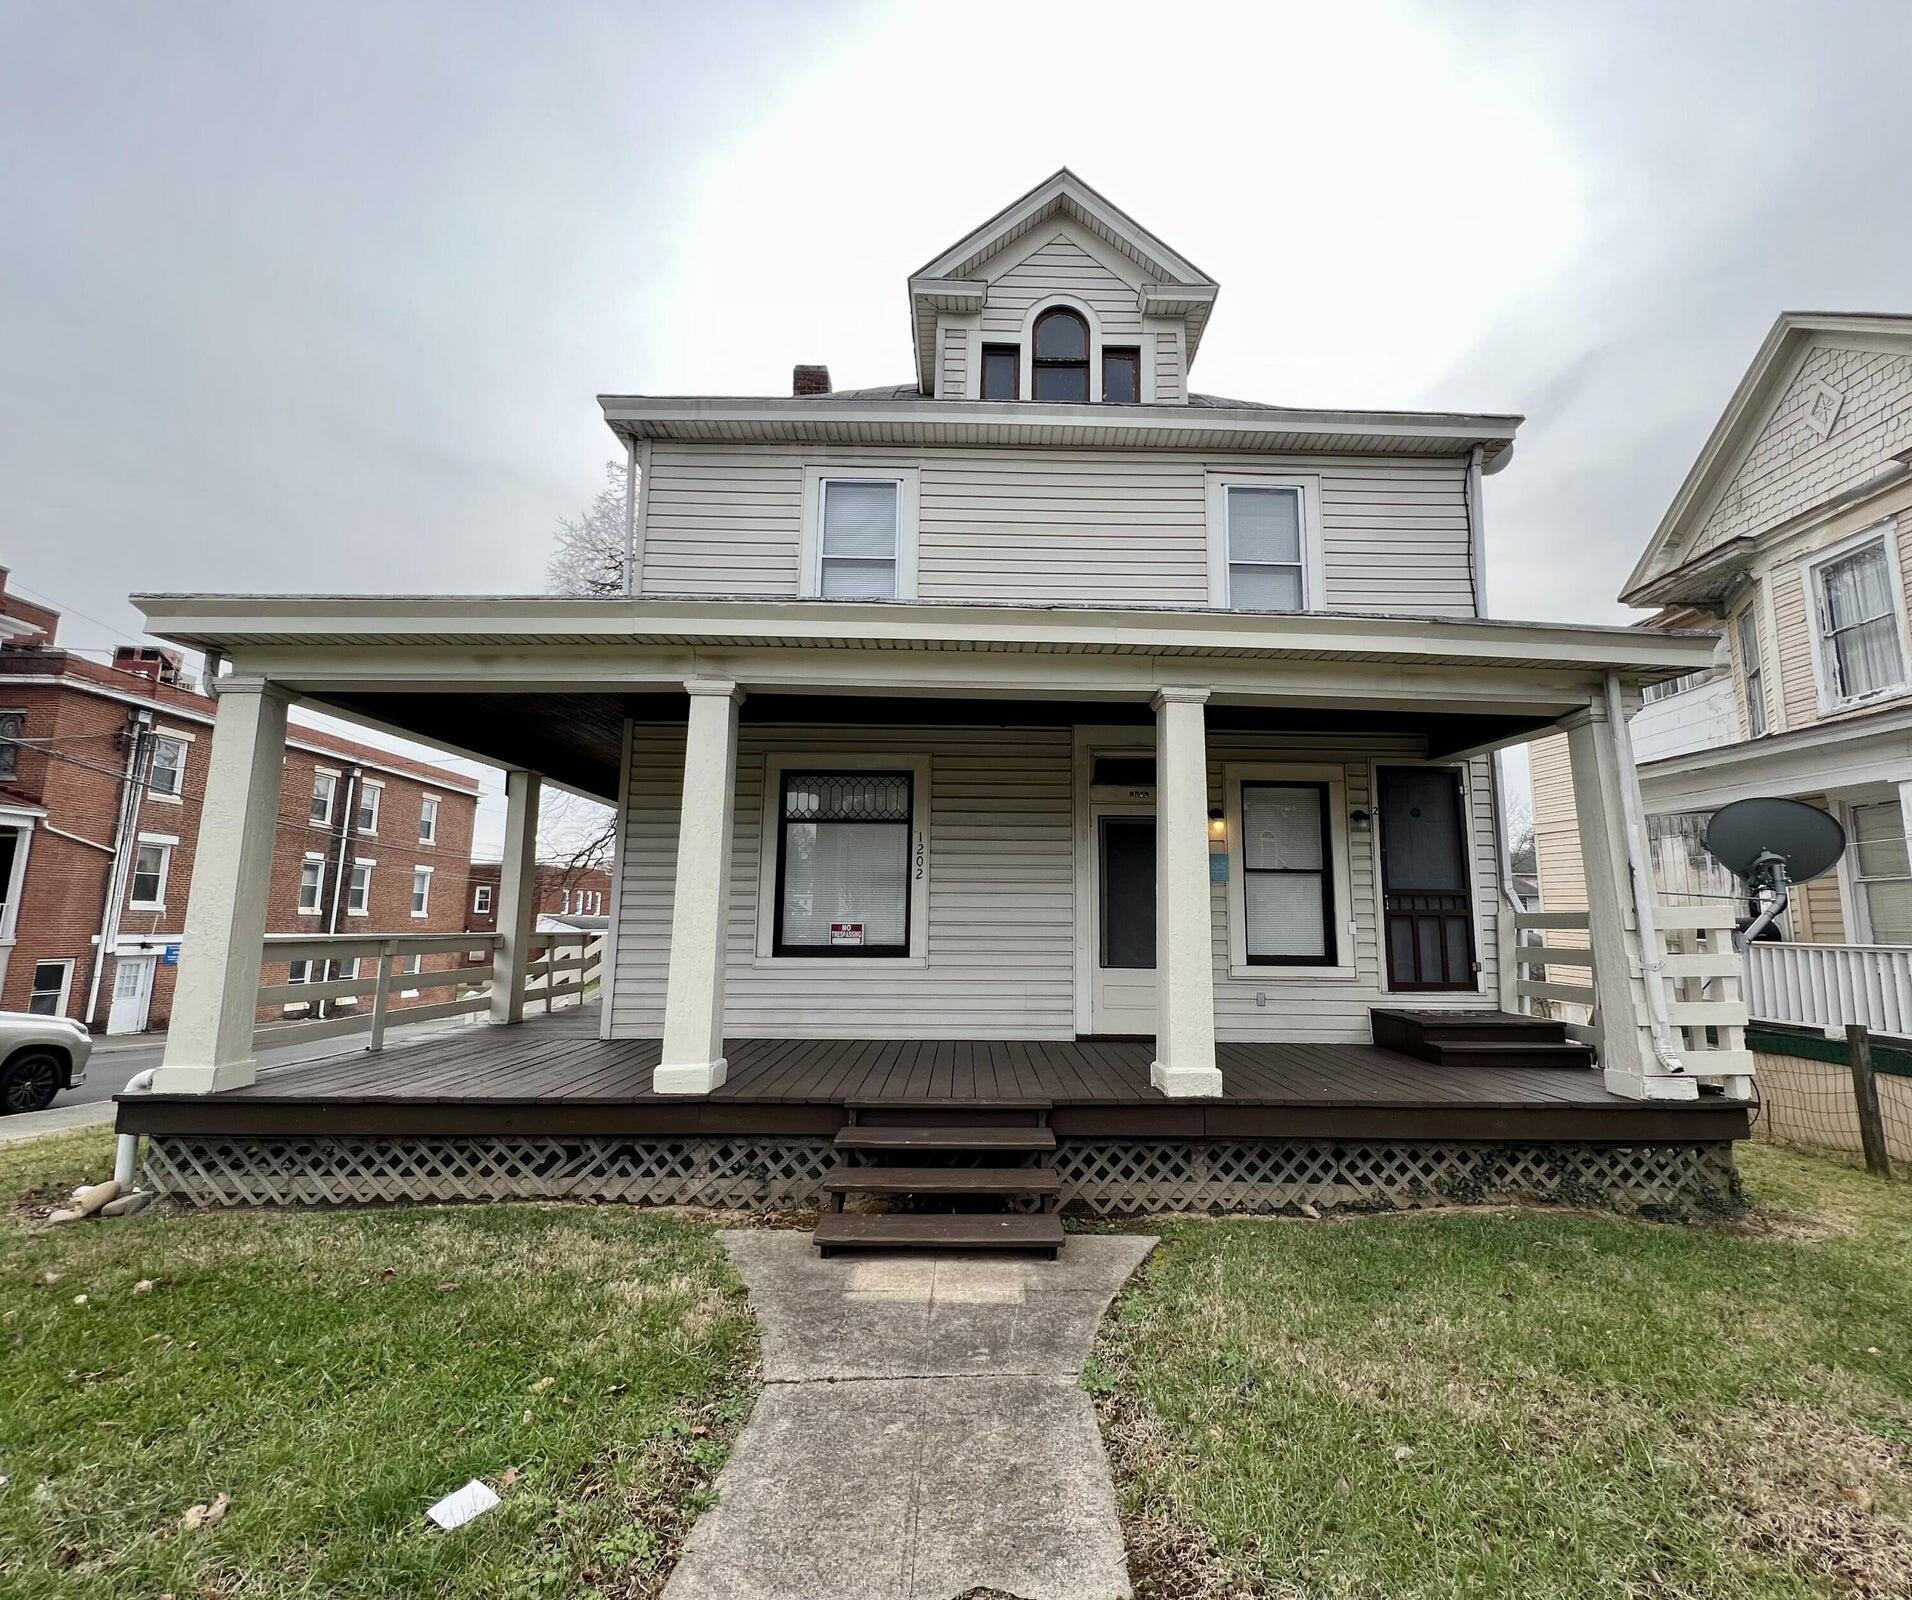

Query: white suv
left=1, top=1012, right=91, bottom=1114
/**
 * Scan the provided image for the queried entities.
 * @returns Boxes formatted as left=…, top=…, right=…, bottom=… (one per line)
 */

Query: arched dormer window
left=1031, top=307, right=1090, bottom=403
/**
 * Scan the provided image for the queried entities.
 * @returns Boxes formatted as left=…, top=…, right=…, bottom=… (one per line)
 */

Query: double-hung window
left=129, top=839, right=172, bottom=908
left=298, top=856, right=325, bottom=914
left=311, top=771, right=337, bottom=824
left=1101, top=346, right=1140, bottom=404
left=804, top=468, right=916, bottom=601
left=347, top=861, right=373, bottom=914
left=28, top=959, right=73, bottom=1016
left=356, top=782, right=381, bottom=834
left=1813, top=536, right=1906, bottom=705
left=772, top=770, right=913, bottom=957
left=980, top=343, right=1019, bottom=400
left=147, top=734, right=187, bottom=799
left=411, top=865, right=432, bottom=917
left=1239, top=782, right=1336, bottom=965
left=0, top=711, right=22, bottom=782
left=473, top=883, right=493, bottom=915
left=1213, top=482, right=1310, bottom=611
left=419, top=795, right=439, bottom=844
left=1849, top=801, right=1912, bottom=944
left=1735, top=606, right=1767, bottom=736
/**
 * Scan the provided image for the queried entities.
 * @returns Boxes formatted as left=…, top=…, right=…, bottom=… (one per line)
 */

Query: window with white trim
left=310, top=771, right=337, bottom=824
left=129, top=840, right=171, bottom=908
left=419, top=795, right=438, bottom=843
left=1735, top=606, right=1767, bottom=736
left=28, top=958, right=73, bottom=1017
left=801, top=468, right=917, bottom=601
left=297, top=856, right=325, bottom=914
left=347, top=862, right=372, bottom=914
left=772, top=770, right=914, bottom=957
left=1239, top=782, right=1337, bottom=965
left=1207, top=479, right=1318, bottom=613
left=148, top=735, right=187, bottom=798
left=0, top=711, right=23, bottom=783
left=356, top=782, right=381, bottom=834
left=1849, top=801, right=1912, bottom=944
left=473, top=883, right=493, bottom=914
left=411, top=865, right=432, bottom=917
left=401, top=952, right=423, bottom=998
left=1812, top=536, right=1906, bottom=704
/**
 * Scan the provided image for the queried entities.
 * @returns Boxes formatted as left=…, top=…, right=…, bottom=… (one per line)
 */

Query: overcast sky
left=6, top=0, right=1911, bottom=850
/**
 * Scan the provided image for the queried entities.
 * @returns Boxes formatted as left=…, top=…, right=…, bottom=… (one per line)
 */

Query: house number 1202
left=914, top=833, right=926, bottom=881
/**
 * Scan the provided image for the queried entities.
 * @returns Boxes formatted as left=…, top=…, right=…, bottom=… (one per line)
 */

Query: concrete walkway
left=663, top=1231, right=1156, bottom=1600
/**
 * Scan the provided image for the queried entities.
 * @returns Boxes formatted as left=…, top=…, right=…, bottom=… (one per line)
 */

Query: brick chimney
left=792, top=365, right=832, bottom=397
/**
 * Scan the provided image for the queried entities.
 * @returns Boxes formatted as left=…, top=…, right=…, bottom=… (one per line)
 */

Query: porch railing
left=1507, top=909, right=1597, bottom=1044
left=1745, top=940, right=1912, bottom=1037
left=253, top=930, right=605, bottom=1053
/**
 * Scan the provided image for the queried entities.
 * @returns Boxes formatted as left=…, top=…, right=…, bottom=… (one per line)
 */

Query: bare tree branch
left=546, top=457, right=630, bottom=597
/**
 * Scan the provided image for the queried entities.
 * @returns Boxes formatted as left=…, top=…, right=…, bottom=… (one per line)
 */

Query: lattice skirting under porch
left=143, top=1133, right=1739, bottom=1217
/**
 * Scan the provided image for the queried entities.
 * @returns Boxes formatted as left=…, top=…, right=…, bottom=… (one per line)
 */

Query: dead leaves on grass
left=179, top=1492, right=230, bottom=1533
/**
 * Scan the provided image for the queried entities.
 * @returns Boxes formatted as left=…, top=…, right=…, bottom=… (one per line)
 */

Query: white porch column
left=489, top=769, right=541, bottom=1025
left=152, top=677, right=289, bottom=1094
left=1151, top=686, right=1222, bottom=1097
left=656, top=677, right=742, bottom=1095
left=1563, top=701, right=1695, bottom=1100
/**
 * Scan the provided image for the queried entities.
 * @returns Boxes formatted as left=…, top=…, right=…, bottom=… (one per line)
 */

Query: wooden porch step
left=1425, top=1039, right=1595, bottom=1071
left=822, top=1162, right=1060, bottom=1196
left=834, top=1125, right=1057, bottom=1152
left=1370, top=1006, right=1572, bottom=1061
left=846, top=1097, right=1050, bottom=1128
left=813, top=1210, right=1064, bottom=1257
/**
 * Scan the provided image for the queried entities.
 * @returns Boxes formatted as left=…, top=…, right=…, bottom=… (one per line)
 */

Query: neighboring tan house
left=0, top=568, right=480, bottom=1032
left=1532, top=313, right=1912, bottom=958
left=114, top=171, right=1748, bottom=1237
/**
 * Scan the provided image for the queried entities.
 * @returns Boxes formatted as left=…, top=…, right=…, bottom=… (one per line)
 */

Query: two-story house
left=112, top=172, right=1744, bottom=1237
left=1532, top=314, right=1912, bottom=994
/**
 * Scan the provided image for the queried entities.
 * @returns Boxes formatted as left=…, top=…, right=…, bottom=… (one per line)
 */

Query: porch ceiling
left=315, top=687, right=1563, bottom=802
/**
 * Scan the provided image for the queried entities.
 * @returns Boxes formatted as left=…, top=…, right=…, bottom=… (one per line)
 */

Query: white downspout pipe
left=113, top=1067, right=157, bottom=1188
left=1603, top=670, right=1685, bottom=1074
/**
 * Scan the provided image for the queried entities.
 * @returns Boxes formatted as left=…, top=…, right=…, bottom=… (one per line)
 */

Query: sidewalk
left=0, top=1100, right=115, bottom=1145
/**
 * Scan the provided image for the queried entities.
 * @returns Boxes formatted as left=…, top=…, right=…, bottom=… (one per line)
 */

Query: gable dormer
left=907, top=169, right=1218, bottom=404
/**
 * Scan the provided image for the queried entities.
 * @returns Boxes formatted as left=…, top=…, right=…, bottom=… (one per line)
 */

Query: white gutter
left=1604, top=670, right=1685, bottom=1076
left=622, top=434, right=637, bottom=598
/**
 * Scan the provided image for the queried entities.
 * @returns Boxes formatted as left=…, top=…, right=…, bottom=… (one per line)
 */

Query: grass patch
left=1095, top=1143, right=1912, bottom=1599
left=0, top=1130, right=758, bottom=1598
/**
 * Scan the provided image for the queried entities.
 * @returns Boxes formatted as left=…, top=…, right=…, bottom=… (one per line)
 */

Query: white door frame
left=1072, top=726, right=1161, bottom=1035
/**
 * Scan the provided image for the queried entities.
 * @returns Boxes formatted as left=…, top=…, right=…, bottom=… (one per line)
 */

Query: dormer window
left=980, top=343, right=1019, bottom=400
left=1032, top=308, right=1090, bottom=402
left=1102, top=347, right=1140, bottom=405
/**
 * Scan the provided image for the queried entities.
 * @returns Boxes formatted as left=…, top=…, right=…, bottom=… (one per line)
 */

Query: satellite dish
left=1702, top=798, right=1846, bottom=887
left=1703, top=797, right=1847, bottom=948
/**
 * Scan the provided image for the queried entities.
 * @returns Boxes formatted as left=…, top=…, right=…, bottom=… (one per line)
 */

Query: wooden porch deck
left=118, top=1006, right=1751, bottom=1143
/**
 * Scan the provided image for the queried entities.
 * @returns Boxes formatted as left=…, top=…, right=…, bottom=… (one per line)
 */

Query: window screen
left=774, top=771, right=912, bottom=955
left=1226, top=486, right=1305, bottom=611
left=820, top=480, right=900, bottom=598
left=1240, top=782, right=1334, bottom=964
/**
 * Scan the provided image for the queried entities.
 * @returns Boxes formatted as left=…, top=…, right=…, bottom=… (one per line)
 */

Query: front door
left=1378, top=767, right=1476, bottom=991
left=1091, top=812, right=1156, bottom=1034
left=107, top=954, right=156, bottom=1035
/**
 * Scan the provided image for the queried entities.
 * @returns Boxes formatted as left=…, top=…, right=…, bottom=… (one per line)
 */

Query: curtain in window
left=1241, top=783, right=1330, bottom=960
left=1850, top=801, right=1912, bottom=943
left=778, top=773, right=911, bottom=951
left=820, top=481, right=899, bottom=598
left=1821, top=545, right=1903, bottom=698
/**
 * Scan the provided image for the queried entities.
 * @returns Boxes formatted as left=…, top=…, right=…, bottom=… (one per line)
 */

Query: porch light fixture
left=1350, top=808, right=1371, bottom=832
left=1207, top=805, right=1226, bottom=841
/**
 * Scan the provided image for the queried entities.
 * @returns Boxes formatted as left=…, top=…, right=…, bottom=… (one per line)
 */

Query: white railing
left=1509, top=909, right=1598, bottom=1043
left=1745, top=941, right=1912, bottom=1036
left=254, top=930, right=605, bottom=1053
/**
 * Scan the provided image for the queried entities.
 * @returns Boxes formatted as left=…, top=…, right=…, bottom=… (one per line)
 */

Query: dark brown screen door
left=1099, top=817, right=1157, bottom=970
left=1378, top=768, right=1476, bottom=991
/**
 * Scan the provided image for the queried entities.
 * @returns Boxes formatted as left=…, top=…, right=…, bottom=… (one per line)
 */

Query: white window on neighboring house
left=472, top=883, right=493, bottom=914
left=772, top=769, right=914, bottom=956
left=419, top=795, right=439, bottom=844
left=29, top=958, right=74, bottom=1016
left=347, top=861, right=373, bottom=914
left=298, top=856, right=325, bottom=914
left=412, top=865, right=432, bottom=917
left=147, top=734, right=187, bottom=799
left=401, top=952, right=423, bottom=998
left=311, top=771, right=338, bottom=824
left=1208, top=479, right=1318, bottom=612
left=1811, top=535, right=1907, bottom=706
left=801, top=468, right=918, bottom=600
left=1735, top=607, right=1767, bottom=737
left=560, top=888, right=571, bottom=915
left=1849, top=801, right=1912, bottom=943
left=129, top=838, right=172, bottom=908
left=284, top=958, right=312, bottom=1012
left=356, top=782, right=382, bottom=834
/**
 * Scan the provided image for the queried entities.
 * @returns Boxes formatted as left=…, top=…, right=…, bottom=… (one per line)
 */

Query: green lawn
left=0, top=1130, right=757, bottom=1599
left=1093, top=1144, right=1912, bottom=1600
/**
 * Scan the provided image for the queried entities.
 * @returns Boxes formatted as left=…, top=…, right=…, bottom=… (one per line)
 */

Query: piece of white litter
left=426, top=1479, right=501, bottom=1531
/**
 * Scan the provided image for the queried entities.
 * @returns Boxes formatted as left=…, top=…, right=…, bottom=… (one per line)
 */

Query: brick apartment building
left=0, top=569, right=482, bottom=1032
left=464, top=860, right=612, bottom=936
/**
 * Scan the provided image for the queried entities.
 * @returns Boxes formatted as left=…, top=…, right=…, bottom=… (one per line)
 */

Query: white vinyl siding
left=1150, top=329, right=1184, bottom=403
left=640, top=444, right=1476, bottom=614
left=939, top=322, right=968, bottom=399
left=975, top=234, right=1145, bottom=338
left=607, top=723, right=1499, bottom=1042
